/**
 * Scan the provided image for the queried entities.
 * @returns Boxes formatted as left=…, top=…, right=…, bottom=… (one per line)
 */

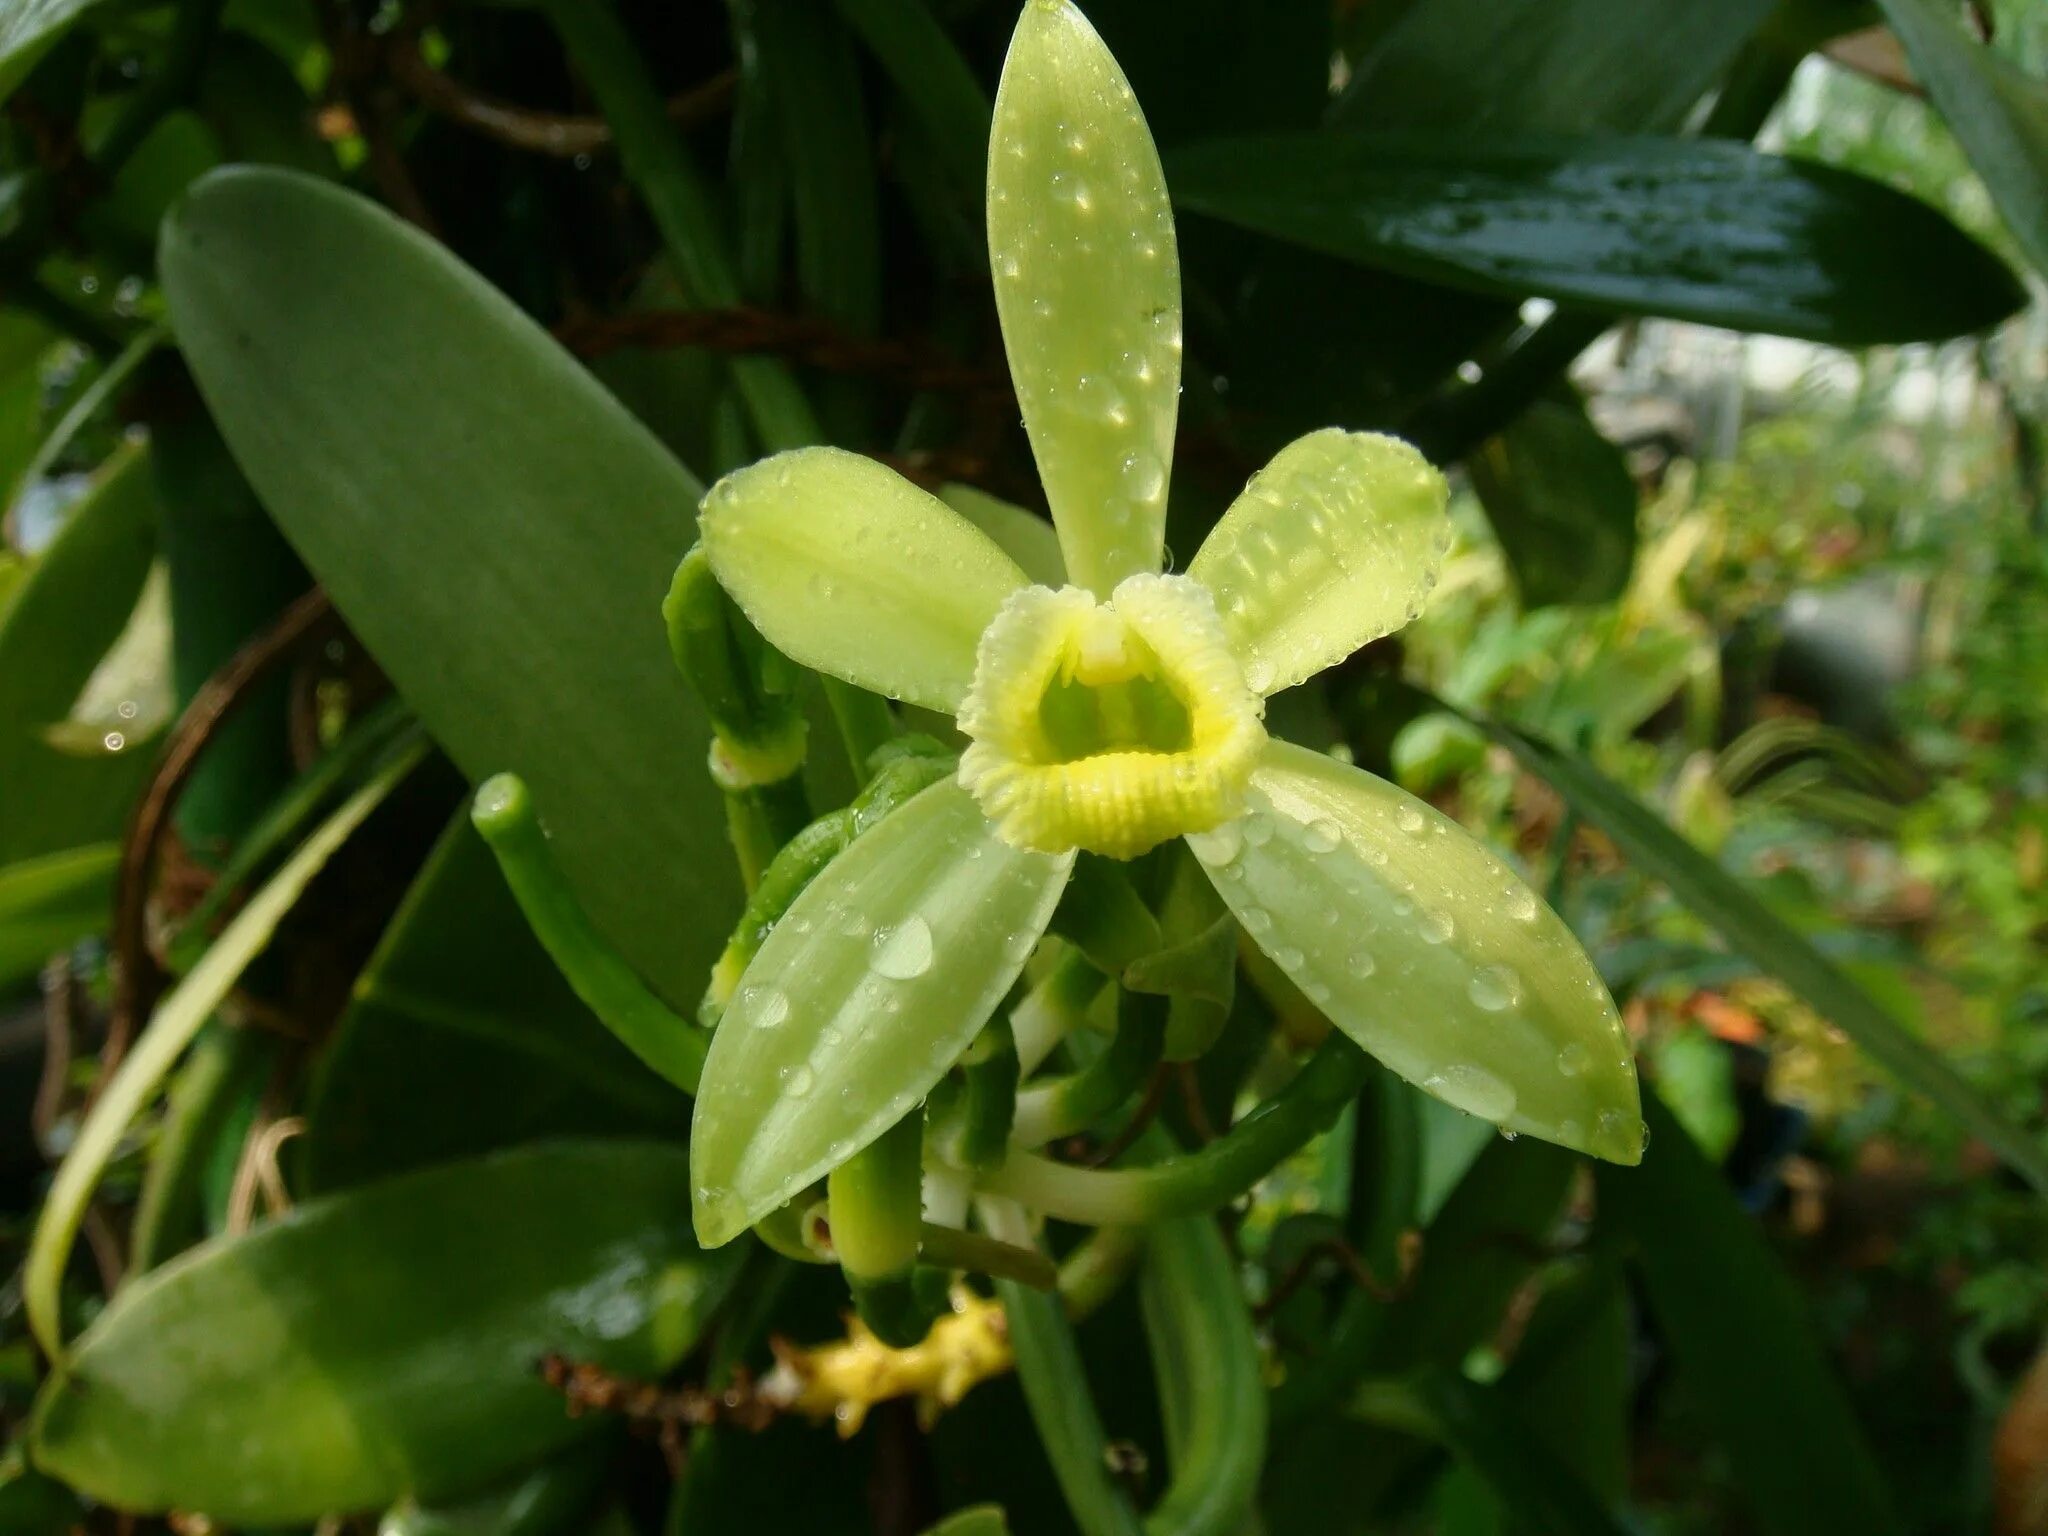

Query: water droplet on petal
left=1421, top=1063, right=1517, bottom=1122
left=1556, top=1042, right=1590, bottom=1078
left=1467, top=964, right=1522, bottom=1013
left=1419, top=910, right=1455, bottom=945
left=1507, top=888, right=1540, bottom=923
left=1187, top=821, right=1243, bottom=867
left=1346, top=950, right=1377, bottom=979
left=1242, top=813, right=1275, bottom=847
left=871, top=917, right=934, bottom=980
left=1303, top=819, right=1342, bottom=854
left=782, top=1065, right=815, bottom=1097
left=1275, top=946, right=1304, bottom=971
left=1240, top=906, right=1273, bottom=936
left=1395, top=803, right=1426, bottom=835
left=1119, top=451, right=1165, bottom=504
left=754, top=989, right=791, bottom=1029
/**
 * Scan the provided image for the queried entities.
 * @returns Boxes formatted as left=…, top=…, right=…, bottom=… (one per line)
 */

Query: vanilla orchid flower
left=687, top=0, right=1640, bottom=1246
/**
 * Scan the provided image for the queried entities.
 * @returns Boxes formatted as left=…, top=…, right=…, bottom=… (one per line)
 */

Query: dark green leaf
left=0, top=842, right=117, bottom=992
left=0, top=0, right=107, bottom=104
left=1465, top=392, right=1636, bottom=608
left=1487, top=718, right=2048, bottom=1196
left=0, top=446, right=158, bottom=866
left=33, top=1141, right=742, bottom=1523
left=1333, top=0, right=1776, bottom=134
left=1411, top=1372, right=1631, bottom=1536
left=159, top=167, right=740, bottom=1006
left=1875, top=0, right=2048, bottom=276
left=1170, top=134, right=2025, bottom=345
left=304, top=813, right=690, bottom=1193
left=1596, top=1095, right=1903, bottom=1536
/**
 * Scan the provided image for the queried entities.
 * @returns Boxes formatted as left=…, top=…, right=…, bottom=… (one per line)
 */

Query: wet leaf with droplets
left=689, top=780, right=1072, bottom=1246
left=1197, top=739, right=1642, bottom=1162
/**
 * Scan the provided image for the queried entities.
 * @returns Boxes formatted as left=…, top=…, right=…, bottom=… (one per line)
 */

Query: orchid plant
left=682, top=0, right=1643, bottom=1275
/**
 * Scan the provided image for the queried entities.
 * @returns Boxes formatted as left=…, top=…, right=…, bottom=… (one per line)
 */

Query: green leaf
left=159, top=167, right=738, bottom=1006
left=989, top=0, right=1181, bottom=595
left=0, top=0, right=107, bottom=104
left=1488, top=719, right=2048, bottom=1196
left=32, top=1141, right=742, bottom=1523
left=700, top=447, right=1029, bottom=714
left=1410, top=1372, right=1631, bottom=1536
left=1187, top=429, right=1449, bottom=696
left=1596, top=1095, right=1903, bottom=1536
left=0, top=446, right=158, bottom=866
left=1332, top=0, right=1776, bottom=134
left=1196, top=741, right=1643, bottom=1163
left=1874, top=0, right=2048, bottom=277
left=1465, top=392, right=1636, bottom=608
left=921, top=1508, right=1011, bottom=1536
left=691, top=780, right=1071, bottom=1245
left=0, top=842, right=117, bottom=993
left=304, top=813, right=692, bottom=1194
left=1170, top=134, right=2023, bottom=346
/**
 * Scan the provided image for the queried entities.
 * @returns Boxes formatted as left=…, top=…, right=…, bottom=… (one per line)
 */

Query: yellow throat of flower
left=956, top=575, right=1266, bottom=859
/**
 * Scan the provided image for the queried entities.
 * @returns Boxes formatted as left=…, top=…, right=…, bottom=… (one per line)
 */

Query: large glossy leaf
left=691, top=780, right=1071, bottom=1245
left=0, top=447, right=158, bottom=866
left=1491, top=719, right=2048, bottom=1195
left=304, top=813, right=691, bottom=1193
left=33, top=1141, right=743, bottom=1523
left=1596, top=1095, right=1902, bottom=1536
left=159, top=167, right=737, bottom=1007
left=1465, top=392, right=1636, bottom=609
left=1170, top=134, right=2024, bottom=345
left=1875, top=0, right=2048, bottom=277
left=0, top=842, right=117, bottom=993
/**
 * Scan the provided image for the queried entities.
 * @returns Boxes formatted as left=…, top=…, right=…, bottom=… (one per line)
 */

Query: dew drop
left=1242, top=812, right=1275, bottom=847
left=1243, top=659, right=1275, bottom=692
left=1421, top=1063, right=1517, bottom=1122
left=753, top=989, right=791, bottom=1029
left=1419, top=910, right=1455, bottom=945
left=1346, top=950, right=1377, bottom=979
left=1275, top=946, right=1304, bottom=971
left=1395, top=803, right=1426, bottom=835
left=1119, top=451, right=1165, bottom=504
left=871, top=917, right=934, bottom=980
left=1303, top=818, right=1342, bottom=854
left=782, top=1065, right=815, bottom=1097
left=1187, top=821, right=1243, bottom=867
left=1467, top=964, right=1522, bottom=1013
left=1507, top=888, right=1540, bottom=923
left=1240, top=906, right=1273, bottom=936
left=1556, top=1042, right=1590, bottom=1078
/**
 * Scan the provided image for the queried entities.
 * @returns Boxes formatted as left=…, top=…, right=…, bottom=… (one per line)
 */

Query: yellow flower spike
left=687, top=0, right=1645, bottom=1241
left=762, top=1286, right=1014, bottom=1436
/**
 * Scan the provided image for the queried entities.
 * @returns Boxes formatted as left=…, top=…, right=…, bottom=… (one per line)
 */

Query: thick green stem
left=976, top=1034, right=1368, bottom=1225
left=1012, top=987, right=1165, bottom=1149
left=917, top=1221, right=1055, bottom=1290
left=829, top=1111, right=938, bottom=1346
left=471, top=774, right=708, bottom=1094
left=1012, top=949, right=1110, bottom=1074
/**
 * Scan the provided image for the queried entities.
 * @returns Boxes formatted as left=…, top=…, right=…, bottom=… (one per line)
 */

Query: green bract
left=690, top=0, right=1643, bottom=1246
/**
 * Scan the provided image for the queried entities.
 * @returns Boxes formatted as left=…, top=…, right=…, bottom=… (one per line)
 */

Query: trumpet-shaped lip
left=956, top=574, right=1266, bottom=859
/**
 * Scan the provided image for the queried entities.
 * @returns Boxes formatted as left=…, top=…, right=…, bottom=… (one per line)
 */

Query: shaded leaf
left=1465, top=393, right=1636, bottom=608
left=0, top=0, right=107, bottom=103
left=0, top=842, right=117, bottom=993
left=1596, top=1094, right=1903, bottom=1536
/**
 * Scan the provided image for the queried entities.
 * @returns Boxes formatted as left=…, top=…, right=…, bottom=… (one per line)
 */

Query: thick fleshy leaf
left=701, top=448, right=1029, bottom=714
left=941, top=483, right=1065, bottom=587
left=32, top=1142, right=742, bottom=1524
left=988, top=0, right=1181, bottom=595
left=159, top=167, right=736, bottom=1007
left=691, top=780, right=1072, bottom=1245
left=1190, top=740, right=1640, bottom=1162
left=1169, top=134, right=2025, bottom=346
left=1186, top=429, right=1448, bottom=696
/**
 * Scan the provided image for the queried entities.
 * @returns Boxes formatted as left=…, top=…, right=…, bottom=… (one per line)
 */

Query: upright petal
left=700, top=448, right=1030, bottom=713
left=1190, top=740, right=1642, bottom=1163
left=989, top=0, right=1180, bottom=596
left=691, top=780, right=1073, bottom=1245
left=1187, top=429, right=1449, bottom=695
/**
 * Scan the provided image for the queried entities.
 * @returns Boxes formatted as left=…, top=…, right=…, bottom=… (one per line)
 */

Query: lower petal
left=691, top=780, right=1073, bottom=1244
left=1191, top=740, right=1642, bottom=1162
